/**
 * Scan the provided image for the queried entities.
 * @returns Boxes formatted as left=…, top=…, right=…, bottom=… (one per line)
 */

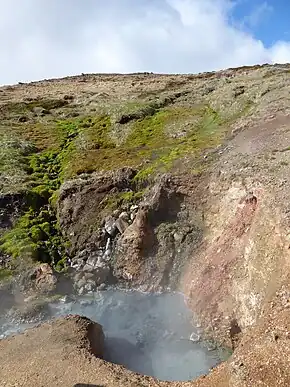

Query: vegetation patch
left=0, top=98, right=69, bottom=116
left=0, top=206, right=70, bottom=270
left=0, top=97, right=244, bottom=270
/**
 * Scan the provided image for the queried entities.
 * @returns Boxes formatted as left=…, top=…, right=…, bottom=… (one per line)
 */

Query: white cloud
left=0, top=0, right=290, bottom=85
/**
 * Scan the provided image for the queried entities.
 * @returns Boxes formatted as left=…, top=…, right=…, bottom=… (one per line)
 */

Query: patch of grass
left=100, top=189, right=145, bottom=212
left=0, top=98, right=68, bottom=116
left=64, top=105, right=226, bottom=179
left=0, top=136, right=37, bottom=194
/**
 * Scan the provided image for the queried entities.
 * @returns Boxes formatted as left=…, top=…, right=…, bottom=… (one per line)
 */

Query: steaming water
left=0, top=290, right=224, bottom=381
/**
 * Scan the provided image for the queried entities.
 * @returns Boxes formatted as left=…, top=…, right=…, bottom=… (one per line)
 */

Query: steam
left=0, top=289, right=222, bottom=381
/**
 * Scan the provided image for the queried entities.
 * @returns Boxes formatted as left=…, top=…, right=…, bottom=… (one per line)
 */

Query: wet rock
left=119, top=211, right=129, bottom=220
left=84, top=280, right=96, bottom=292
left=78, top=286, right=85, bottom=295
left=104, top=217, right=117, bottom=236
left=114, top=208, right=153, bottom=280
left=76, top=278, right=87, bottom=289
left=95, top=266, right=111, bottom=285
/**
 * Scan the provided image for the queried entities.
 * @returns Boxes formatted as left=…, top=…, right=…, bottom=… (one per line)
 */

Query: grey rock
left=119, top=211, right=129, bottom=220
left=105, top=238, right=111, bottom=250
left=84, top=282, right=95, bottom=292
left=78, top=287, right=85, bottom=295
left=103, top=249, right=111, bottom=260
left=83, top=264, right=94, bottom=272
left=98, top=283, right=106, bottom=290
left=112, top=209, right=121, bottom=217
left=83, top=272, right=95, bottom=280
left=130, top=212, right=137, bottom=221
left=95, top=266, right=110, bottom=285
left=74, top=272, right=84, bottom=281
left=75, top=278, right=87, bottom=289
left=104, top=217, right=117, bottom=236
left=86, top=255, right=98, bottom=267
left=115, top=217, right=129, bottom=234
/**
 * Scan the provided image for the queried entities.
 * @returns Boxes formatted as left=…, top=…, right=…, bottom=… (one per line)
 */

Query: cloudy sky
left=1, top=0, right=290, bottom=85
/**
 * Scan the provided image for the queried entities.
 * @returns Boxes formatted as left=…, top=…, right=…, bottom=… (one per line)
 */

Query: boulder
left=34, top=264, right=57, bottom=292
left=115, top=217, right=129, bottom=234
left=20, top=263, right=58, bottom=294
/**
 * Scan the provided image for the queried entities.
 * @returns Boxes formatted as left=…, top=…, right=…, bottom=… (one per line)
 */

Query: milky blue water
left=0, top=290, right=224, bottom=381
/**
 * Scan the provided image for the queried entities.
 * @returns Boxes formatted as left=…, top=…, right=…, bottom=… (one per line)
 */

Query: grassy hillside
left=1, top=64, right=290, bottom=273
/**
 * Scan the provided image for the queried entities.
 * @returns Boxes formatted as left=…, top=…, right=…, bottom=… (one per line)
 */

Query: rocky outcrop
left=19, top=263, right=58, bottom=294
left=182, top=113, right=290, bottom=347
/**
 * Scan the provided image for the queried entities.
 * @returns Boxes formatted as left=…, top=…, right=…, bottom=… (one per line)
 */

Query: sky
left=0, top=0, right=290, bottom=85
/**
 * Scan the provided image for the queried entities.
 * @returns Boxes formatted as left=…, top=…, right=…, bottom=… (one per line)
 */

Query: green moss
left=0, top=206, right=70, bottom=266
left=0, top=103, right=237, bottom=268
left=100, top=189, right=145, bottom=213
left=54, top=257, right=68, bottom=273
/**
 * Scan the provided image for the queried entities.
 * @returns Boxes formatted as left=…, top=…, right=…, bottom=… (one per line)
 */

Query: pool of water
left=0, top=290, right=224, bottom=381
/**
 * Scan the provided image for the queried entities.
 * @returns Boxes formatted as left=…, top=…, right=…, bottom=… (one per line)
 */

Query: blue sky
left=0, top=0, right=290, bottom=85
left=231, top=0, right=290, bottom=46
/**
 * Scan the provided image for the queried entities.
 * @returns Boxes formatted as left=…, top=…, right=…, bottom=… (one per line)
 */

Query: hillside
left=0, top=64, right=290, bottom=386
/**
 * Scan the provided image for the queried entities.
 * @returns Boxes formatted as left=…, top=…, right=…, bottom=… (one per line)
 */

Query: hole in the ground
left=0, top=290, right=227, bottom=382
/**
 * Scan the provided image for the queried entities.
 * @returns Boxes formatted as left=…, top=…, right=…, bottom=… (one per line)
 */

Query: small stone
left=173, top=232, right=183, bottom=242
left=94, top=266, right=110, bottom=285
left=98, top=283, right=106, bottom=291
left=189, top=332, right=200, bottom=343
left=112, top=209, right=121, bottom=217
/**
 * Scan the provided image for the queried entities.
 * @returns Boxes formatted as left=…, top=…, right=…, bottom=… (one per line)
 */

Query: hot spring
left=0, top=290, right=226, bottom=381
